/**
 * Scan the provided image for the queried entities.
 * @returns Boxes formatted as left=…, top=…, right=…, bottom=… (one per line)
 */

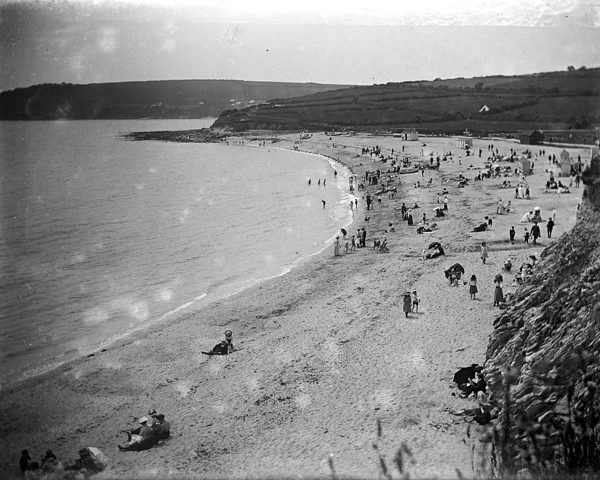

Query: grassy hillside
left=212, top=68, right=600, bottom=141
left=0, top=80, right=350, bottom=120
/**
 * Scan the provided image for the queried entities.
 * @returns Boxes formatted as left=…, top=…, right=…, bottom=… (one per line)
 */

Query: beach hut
left=519, top=130, right=545, bottom=145
left=559, top=149, right=572, bottom=177
left=401, top=128, right=419, bottom=141
left=519, top=156, right=532, bottom=175
left=454, top=136, right=473, bottom=149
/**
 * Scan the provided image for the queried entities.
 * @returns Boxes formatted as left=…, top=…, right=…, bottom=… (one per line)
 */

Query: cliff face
left=484, top=154, right=600, bottom=469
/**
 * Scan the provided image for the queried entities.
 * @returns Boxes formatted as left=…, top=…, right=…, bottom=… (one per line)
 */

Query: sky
left=1, top=0, right=599, bottom=92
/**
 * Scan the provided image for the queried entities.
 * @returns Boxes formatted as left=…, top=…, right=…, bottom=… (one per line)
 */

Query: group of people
left=402, top=291, right=420, bottom=317
left=118, top=408, right=171, bottom=452
left=19, top=447, right=107, bottom=479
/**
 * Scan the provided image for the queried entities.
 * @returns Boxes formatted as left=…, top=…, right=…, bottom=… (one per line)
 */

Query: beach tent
left=478, top=105, right=489, bottom=113
left=401, top=129, right=419, bottom=141
left=519, top=156, right=532, bottom=175
left=559, top=149, right=572, bottom=177
left=454, top=137, right=473, bottom=149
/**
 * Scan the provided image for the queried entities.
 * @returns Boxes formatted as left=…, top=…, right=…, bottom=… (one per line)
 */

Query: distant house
left=519, top=130, right=545, bottom=145
left=454, top=136, right=473, bottom=149
left=519, top=156, right=532, bottom=175
left=400, top=128, right=419, bottom=141
left=559, top=149, right=572, bottom=176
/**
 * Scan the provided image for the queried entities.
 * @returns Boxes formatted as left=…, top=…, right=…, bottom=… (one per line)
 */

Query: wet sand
left=0, top=132, right=587, bottom=478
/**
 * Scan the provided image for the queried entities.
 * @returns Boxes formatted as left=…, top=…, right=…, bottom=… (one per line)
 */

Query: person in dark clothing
left=202, top=330, right=235, bottom=356
left=19, top=450, right=31, bottom=478
left=531, top=222, right=541, bottom=245
left=201, top=330, right=235, bottom=356
left=40, top=450, right=57, bottom=469
left=509, top=226, right=515, bottom=244
left=460, top=372, right=487, bottom=398
left=155, top=414, right=171, bottom=440
left=546, top=218, right=555, bottom=238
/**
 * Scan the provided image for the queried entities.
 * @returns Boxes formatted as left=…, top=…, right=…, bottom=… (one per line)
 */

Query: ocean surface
left=0, top=119, right=353, bottom=386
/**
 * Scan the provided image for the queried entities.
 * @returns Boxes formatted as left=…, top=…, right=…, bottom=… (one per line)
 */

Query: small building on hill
left=520, top=130, right=545, bottom=145
left=519, top=156, right=532, bottom=175
left=400, top=128, right=419, bottom=141
left=454, top=136, right=473, bottom=149
left=559, top=149, right=572, bottom=176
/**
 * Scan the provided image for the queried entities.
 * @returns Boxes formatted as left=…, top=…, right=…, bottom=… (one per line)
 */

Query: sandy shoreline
left=0, top=132, right=588, bottom=478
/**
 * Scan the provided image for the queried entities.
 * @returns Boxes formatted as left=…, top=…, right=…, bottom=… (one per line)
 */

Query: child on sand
left=480, top=242, right=488, bottom=264
left=411, top=291, right=420, bottom=313
left=469, top=275, right=478, bottom=300
left=524, top=228, right=530, bottom=245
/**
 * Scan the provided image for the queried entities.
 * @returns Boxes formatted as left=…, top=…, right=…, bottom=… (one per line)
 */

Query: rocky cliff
left=484, top=154, right=600, bottom=473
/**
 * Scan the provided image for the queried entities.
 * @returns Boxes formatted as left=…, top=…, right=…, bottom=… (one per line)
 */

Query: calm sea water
left=0, top=119, right=353, bottom=386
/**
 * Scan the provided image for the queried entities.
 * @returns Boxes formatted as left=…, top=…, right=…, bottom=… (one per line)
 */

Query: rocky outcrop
left=484, top=154, right=600, bottom=472
left=123, top=128, right=226, bottom=143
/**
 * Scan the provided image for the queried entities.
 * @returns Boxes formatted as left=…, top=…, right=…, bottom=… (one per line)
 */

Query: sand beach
left=0, top=132, right=588, bottom=479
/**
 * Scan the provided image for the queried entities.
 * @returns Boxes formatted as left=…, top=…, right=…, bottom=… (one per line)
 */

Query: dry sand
left=0, top=132, right=588, bottom=479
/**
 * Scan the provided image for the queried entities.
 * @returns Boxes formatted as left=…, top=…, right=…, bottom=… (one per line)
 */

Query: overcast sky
left=1, top=0, right=599, bottom=92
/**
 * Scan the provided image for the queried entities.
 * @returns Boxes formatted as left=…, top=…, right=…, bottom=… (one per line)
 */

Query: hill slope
left=0, top=80, right=350, bottom=120
left=212, top=68, right=600, bottom=137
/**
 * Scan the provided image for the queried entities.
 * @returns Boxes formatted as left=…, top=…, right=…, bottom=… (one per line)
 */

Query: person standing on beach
left=469, top=275, right=478, bottom=300
left=493, top=275, right=504, bottom=307
left=350, top=200, right=354, bottom=212
left=443, top=196, right=449, bottom=211
left=308, top=179, right=311, bottom=186
left=20, top=450, right=31, bottom=478
left=350, top=234, right=356, bottom=251
left=547, top=218, right=555, bottom=238
left=355, top=198, right=358, bottom=209
left=524, top=228, right=530, bottom=245
left=322, top=200, right=326, bottom=209
left=480, top=242, right=489, bottom=264
left=531, top=222, right=541, bottom=245
left=361, top=228, right=367, bottom=247
left=509, top=226, right=516, bottom=244
left=403, top=293, right=412, bottom=317
left=411, top=291, right=420, bottom=313
left=334, top=236, right=341, bottom=256
left=407, top=209, right=414, bottom=226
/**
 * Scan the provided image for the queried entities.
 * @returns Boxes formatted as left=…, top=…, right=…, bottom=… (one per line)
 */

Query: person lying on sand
left=202, top=330, right=235, bottom=355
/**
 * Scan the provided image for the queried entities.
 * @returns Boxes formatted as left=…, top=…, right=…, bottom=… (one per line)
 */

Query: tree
left=474, top=82, right=484, bottom=92
left=567, top=66, right=575, bottom=71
